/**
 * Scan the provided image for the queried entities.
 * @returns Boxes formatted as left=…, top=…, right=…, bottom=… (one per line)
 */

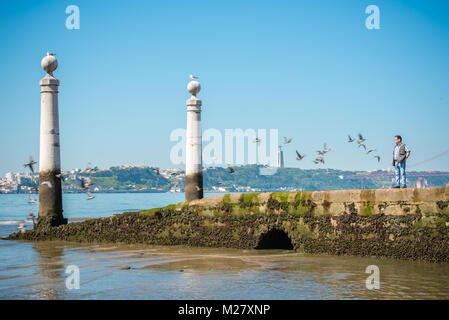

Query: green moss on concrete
left=295, top=224, right=316, bottom=239
left=362, top=203, right=374, bottom=216
left=140, top=203, right=176, bottom=216
left=240, top=193, right=259, bottom=205
left=222, top=194, right=231, bottom=204
left=8, top=188, right=449, bottom=263
left=271, top=192, right=290, bottom=203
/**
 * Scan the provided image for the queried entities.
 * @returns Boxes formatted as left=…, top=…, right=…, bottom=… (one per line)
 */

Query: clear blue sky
left=1, top=0, right=448, bottom=175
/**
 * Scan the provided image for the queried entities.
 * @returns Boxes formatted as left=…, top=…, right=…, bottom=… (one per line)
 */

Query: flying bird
left=296, top=150, right=305, bottom=160
left=347, top=135, right=354, bottom=143
left=24, top=156, right=37, bottom=173
left=357, top=133, right=366, bottom=144
left=79, top=178, right=89, bottom=191
left=323, top=143, right=331, bottom=153
left=85, top=163, right=94, bottom=174
left=195, top=185, right=202, bottom=191
left=284, top=137, right=293, bottom=144
left=18, top=223, right=26, bottom=234
left=189, top=74, right=199, bottom=79
left=84, top=177, right=93, bottom=187
left=314, top=157, right=325, bottom=164
left=56, top=173, right=66, bottom=181
left=374, top=155, right=381, bottom=162
left=358, top=143, right=366, bottom=150
left=27, top=210, right=37, bottom=225
left=28, top=196, right=37, bottom=204
left=316, top=150, right=326, bottom=156
left=253, top=138, right=261, bottom=144
left=152, top=167, right=160, bottom=175
left=366, top=149, right=376, bottom=154
left=227, top=166, right=235, bottom=174
left=86, top=191, right=95, bottom=200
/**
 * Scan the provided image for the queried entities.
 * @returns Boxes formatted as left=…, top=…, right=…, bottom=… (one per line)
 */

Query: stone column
left=38, top=53, right=67, bottom=227
left=185, top=80, right=203, bottom=201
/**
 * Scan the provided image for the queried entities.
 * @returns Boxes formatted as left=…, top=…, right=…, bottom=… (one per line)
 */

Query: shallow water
left=1, top=193, right=448, bottom=300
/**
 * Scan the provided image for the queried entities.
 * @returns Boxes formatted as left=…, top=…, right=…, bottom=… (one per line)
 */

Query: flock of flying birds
left=292, top=133, right=381, bottom=165
left=21, top=133, right=381, bottom=202
left=347, top=133, right=381, bottom=162
left=23, top=157, right=96, bottom=200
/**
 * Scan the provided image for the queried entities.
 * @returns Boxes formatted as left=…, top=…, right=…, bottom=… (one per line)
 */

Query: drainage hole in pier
left=255, top=229, right=294, bottom=250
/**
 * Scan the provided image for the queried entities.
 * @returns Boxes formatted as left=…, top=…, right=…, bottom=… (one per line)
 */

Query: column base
left=36, top=216, right=68, bottom=229
left=38, top=169, right=66, bottom=227
left=185, top=172, right=204, bottom=201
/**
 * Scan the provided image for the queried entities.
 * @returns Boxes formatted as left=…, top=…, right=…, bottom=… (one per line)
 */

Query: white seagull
left=87, top=191, right=95, bottom=200
left=189, top=74, right=199, bottom=79
left=40, top=181, right=52, bottom=189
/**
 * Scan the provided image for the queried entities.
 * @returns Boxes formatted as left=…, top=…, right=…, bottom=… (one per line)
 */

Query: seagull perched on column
left=189, top=74, right=199, bottom=79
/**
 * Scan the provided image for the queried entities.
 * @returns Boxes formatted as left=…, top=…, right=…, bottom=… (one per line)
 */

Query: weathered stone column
left=185, top=80, right=203, bottom=201
left=38, top=53, right=67, bottom=227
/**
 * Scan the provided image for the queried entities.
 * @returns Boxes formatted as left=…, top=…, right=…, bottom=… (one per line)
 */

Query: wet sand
left=1, top=239, right=448, bottom=299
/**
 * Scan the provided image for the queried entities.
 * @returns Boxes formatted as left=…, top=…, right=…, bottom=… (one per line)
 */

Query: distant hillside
left=63, top=164, right=449, bottom=192
left=203, top=165, right=449, bottom=191
left=89, top=166, right=171, bottom=190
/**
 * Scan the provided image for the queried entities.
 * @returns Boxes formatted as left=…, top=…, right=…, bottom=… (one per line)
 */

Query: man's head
left=394, top=135, right=402, bottom=145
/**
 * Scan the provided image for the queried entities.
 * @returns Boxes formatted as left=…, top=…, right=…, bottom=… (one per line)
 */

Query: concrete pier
left=38, top=53, right=67, bottom=227
left=185, top=80, right=203, bottom=201
left=10, top=186, right=449, bottom=263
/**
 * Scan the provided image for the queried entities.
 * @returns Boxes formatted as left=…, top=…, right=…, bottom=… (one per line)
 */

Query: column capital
left=186, top=96, right=202, bottom=109
left=40, top=75, right=59, bottom=93
left=40, top=75, right=60, bottom=86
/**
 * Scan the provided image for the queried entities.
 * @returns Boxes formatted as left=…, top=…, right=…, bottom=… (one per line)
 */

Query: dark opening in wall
left=255, top=229, right=294, bottom=250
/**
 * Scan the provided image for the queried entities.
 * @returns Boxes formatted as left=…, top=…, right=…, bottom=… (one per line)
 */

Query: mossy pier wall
left=9, top=186, right=449, bottom=262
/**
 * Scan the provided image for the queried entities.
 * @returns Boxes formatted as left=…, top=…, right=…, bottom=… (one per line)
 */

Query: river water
left=1, top=193, right=448, bottom=300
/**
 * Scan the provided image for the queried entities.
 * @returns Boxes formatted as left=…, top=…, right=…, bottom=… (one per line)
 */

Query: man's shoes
left=393, top=186, right=400, bottom=189
left=402, top=186, right=407, bottom=189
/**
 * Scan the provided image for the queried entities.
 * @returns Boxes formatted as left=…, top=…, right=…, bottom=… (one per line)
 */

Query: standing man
left=391, top=135, right=411, bottom=188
